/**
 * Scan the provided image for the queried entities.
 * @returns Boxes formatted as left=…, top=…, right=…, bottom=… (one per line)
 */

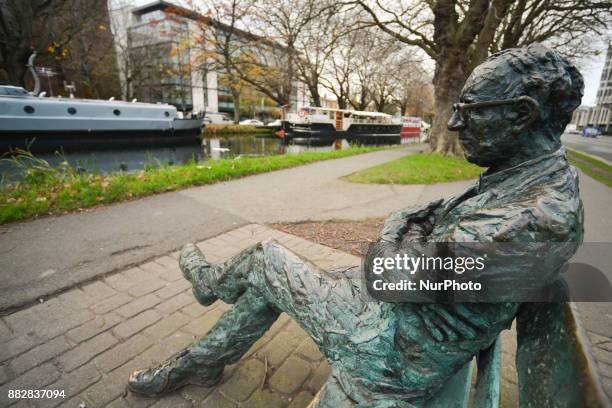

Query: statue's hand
left=380, top=199, right=443, bottom=244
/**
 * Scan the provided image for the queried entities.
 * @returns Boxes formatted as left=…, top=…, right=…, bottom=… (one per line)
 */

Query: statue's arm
left=379, top=199, right=444, bottom=244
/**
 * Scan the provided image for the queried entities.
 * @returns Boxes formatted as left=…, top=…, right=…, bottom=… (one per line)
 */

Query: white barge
left=277, top=107, right=401, bottom=145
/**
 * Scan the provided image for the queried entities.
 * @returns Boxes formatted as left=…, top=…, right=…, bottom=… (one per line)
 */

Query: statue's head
left=447, top=43, right=584, bottom=168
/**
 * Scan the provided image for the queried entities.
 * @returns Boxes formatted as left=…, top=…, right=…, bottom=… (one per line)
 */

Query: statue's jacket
left=335, top=148, right=584, bottom=405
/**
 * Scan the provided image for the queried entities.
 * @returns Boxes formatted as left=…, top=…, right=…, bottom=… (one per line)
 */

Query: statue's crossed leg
left=128, top=241, right=462, bottom=407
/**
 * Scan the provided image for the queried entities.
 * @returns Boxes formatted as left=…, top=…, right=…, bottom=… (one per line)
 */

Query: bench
left=310, top=303, right=609, bottom=407
left=427, top=303, right=609, bottom=407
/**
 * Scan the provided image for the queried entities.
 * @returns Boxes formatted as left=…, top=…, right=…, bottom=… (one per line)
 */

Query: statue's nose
left=447, top=109, right=466, bottom=131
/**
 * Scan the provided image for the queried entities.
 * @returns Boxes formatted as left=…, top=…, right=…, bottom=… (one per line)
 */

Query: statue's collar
left=477, top=148, right=567, bottom=192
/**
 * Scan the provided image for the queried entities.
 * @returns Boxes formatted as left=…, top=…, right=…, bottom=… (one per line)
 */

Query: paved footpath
left=2, top=146, right=475, bottom=311
left=0, top=225, right=354, bottom=408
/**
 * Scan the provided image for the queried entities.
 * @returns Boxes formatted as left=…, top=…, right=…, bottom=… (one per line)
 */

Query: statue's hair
left=486, top=43, right=584, bottom=139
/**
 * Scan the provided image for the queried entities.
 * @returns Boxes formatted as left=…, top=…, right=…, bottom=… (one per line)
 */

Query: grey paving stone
left=66, top=313, right=123, bottom=344
left=202, top=391, right=237, bottom=408
left=95, top=334, right=153, bottom=373
left=123, top=391, right=156, bottom=408
left=106, top=272, right=139, bottom=292
left=242, top=390, right=284, bottom=408
left=296, top=339, right=324, bottom=363
left=155, top=280, right=192, bottom=300
left=0, top=333, right=42, bottom=363
left=0, top=319, right=13, bottom=343
left=137, top=332, right=194, bottom=366
left=598, top=361, right=612, bottom=379
left=143, top=312, right=190, bottom=340
left=154, top=256, right=180, bottom=270
left=181, top=302, right=210, bottom=318
left=0, top=365, right=8, bottom=385
left=5, top=299, right=61, bottom=334
left=159, top=268, right=183, bottom=283
left=243, top=334, right=272, bottom=359
left=588, top=331, right=612, bottom=345
left=269, top=356, right=312, bottom=395
left=91, top=293, right=133, bottom=315
left=180, top=384, right=215, bottom=404
left=45, top=362, right=101, bottom=407
left=113, top=310, right=163, bottom=340
left=105, top=397, right=132, bottom=408
left=35, top=308, right=95, bottom=341
left=155, top=293, right=193, bottom=315
left=82, top=281, right=117, bottom=302
left=306, top=362, right=330, bottom=393
left=81, top=359, right=142, bottom=407
left=128, top=278, right=167, bottom=298
left=257, top=329, right=303, bottom=368
left=10, top=335, right=71, bottom=375
left=288, top=391, right=315, bottom=408
left=57, top=289, right=95, bottom=310
left=116, top=294, right=162, bottom=319
left=0, top=363, right=61, bottom=406
left=150, top=394, right=193, bottom=408
left=597, top=342, right=612, bottom=353
left=182, top=308, right=225, bottom=337
left=139, top=261, right=168, bottom=277
left=603, top=377, right=612, bottom=402
left=122, top=267, right=151, bottom=283
left=593, top=347, right=612, bottom=367
left=57, top=332, right=118, bottom=372
left=219, top=359, right=265, bottom=402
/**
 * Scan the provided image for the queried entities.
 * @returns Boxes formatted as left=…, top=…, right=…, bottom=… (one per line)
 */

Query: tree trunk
left=308, top=83, right=321, bottom=106
left=429, top=50, right=468, bottom=156
left=231, top=88, right=241, bottom=123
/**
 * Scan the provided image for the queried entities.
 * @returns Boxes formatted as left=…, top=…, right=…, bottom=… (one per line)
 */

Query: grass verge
left=343, top=152, right=482, bottom=184
left=566, top=149, right=612, bottom=187
left=204, top=124, right=274, bottom=136
left=0, top=146, right=390, bottom=224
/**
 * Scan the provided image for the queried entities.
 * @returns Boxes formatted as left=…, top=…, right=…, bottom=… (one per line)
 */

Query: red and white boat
left=398, top=117, right=422, bottom=144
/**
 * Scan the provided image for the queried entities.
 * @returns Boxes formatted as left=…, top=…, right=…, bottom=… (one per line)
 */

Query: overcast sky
left=111, top=0, right=609, bottom=106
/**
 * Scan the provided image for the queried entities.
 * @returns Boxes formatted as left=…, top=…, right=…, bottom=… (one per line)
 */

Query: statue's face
left=447, top=59, right=529, bottom=167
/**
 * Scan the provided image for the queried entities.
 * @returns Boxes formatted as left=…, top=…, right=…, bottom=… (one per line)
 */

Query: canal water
left=0, top=135, right=357, bottom=180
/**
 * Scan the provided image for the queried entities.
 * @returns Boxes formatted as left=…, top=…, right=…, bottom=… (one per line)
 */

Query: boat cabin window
left=0, top=86, right=30, bottom=97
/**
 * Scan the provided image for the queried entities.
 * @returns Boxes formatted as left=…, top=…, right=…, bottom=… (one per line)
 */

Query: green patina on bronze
left=127, top=44, right=595, bottom=406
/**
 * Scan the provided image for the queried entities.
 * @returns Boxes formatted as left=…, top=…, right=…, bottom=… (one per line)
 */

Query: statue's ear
left=512, top=96, right=540, bottom=134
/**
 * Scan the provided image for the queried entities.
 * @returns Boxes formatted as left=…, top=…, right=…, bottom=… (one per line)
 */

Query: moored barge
left=277, top=107, right=401, bottom=145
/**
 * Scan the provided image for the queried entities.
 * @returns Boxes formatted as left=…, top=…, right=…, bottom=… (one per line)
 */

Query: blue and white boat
left=0, top=55, right=204, bottom=153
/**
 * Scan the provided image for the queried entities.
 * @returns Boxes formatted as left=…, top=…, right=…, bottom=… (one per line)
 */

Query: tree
left=0, top=0, right=112, bottom=93
left=184, top=0, right=256, bottom=123
left=320, top=29, right=356, bottom=109
left=293, top=10, right=341, bottom=106
left=354, top=0, right=612, bottom=155
left=235, top=0, right=332, bottom=107
left=391, top=63, right=434, bottom=120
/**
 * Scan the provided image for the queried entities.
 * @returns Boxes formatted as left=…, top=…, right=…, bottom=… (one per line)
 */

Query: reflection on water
left=0, top=135, right=359, bottom=180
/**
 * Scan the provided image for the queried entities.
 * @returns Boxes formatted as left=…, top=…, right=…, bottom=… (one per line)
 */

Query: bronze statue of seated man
left=127, top=43, right=585, bottom=407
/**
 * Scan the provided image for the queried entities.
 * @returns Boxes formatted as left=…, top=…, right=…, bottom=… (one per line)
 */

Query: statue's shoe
left=180, top=244, right=218, bottom=306
left=128, top=350, right=224, bottom=397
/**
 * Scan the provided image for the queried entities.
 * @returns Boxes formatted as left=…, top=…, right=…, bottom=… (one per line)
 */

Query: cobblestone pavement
left=1, top=224, right=609, bottom=407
